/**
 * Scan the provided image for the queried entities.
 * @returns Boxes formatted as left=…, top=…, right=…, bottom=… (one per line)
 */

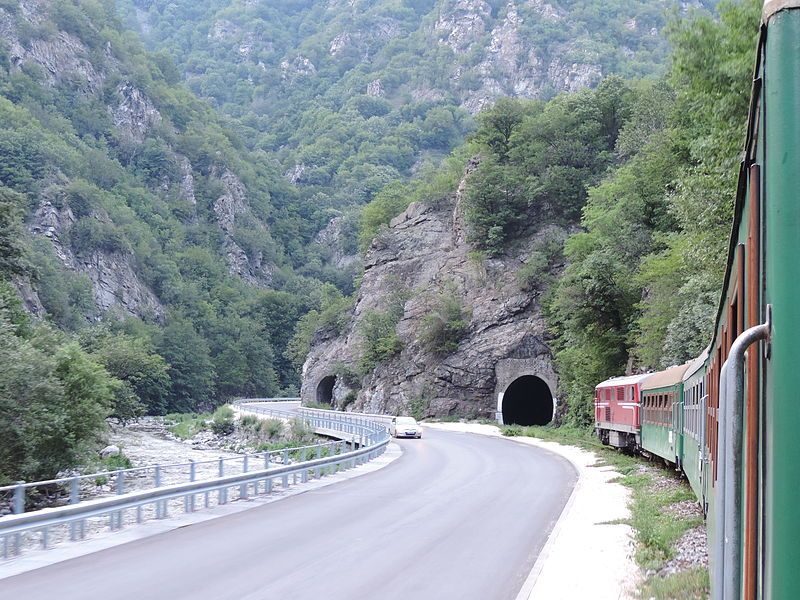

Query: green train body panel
left=641, top=383, right=683, bottom=464
left=641, top=422, right=672, bottom=462
left=682, top=428, right=703, bottom=502
left=681, top=361, right=707, bottom=508
left=763, top=8, right=800, bottom=597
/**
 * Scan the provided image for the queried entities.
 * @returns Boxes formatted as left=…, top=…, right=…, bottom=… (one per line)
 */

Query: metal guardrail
left=0, top=402, right=301, bottom=516
left=0, top=404, right=390, bottom=559
left=298, top=407, right=395, bottom=428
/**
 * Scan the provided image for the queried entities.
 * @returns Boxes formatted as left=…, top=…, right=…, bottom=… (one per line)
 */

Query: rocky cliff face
left=1, top=0, right=276, bottom=320
left=30, top=199, right=164, bottom=319
left=301, top=165, right=566, bottom=419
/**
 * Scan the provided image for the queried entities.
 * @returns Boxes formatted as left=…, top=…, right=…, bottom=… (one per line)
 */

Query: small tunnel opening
left=316, top=375, right=336, bottom=405
left=502, top=375, right=553, bottom=426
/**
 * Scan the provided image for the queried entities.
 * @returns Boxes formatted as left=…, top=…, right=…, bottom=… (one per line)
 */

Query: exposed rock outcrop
left=30, top=199, right=164, bottom=320
left=0, top=3, right=106, bottom=92
left=110, top=81, right=163, bottom=143
left=313, top=216, right=359, bottom=270
left=211, top=167, right=272, bottom=285
left=302, top=165, right=565, bottom=419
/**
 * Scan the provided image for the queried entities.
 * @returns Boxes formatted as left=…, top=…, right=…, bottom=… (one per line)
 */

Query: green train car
left=595, top=2, right=800, bottom=597
left=681, top=348, right=708, bottom=510
left=640, top=363, right=691, bottom=466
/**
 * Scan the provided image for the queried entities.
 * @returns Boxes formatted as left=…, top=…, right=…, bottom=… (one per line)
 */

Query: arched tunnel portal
left=316, top=375, right=336, bottom=405
left=501, top=375, right=553, bottom=426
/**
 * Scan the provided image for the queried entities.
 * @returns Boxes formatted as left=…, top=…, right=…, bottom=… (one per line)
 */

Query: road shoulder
left=0, top=442, right=402, bottom=581
left=424, top=422, right=639, bottom=600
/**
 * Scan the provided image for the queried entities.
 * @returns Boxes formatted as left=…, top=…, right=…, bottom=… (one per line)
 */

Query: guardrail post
left=10, top=483, right=24, bottom=557
left=12, top=482, right=24, bottom=514
left=154, top=465, right=163, bottom=518
left=69, top=476, right=79, bottom=540
left=315, top=444, right=322, bottom=478
left=265, top=452, right=272, bottom=495
left=240, top=454, right=249, bottom=499
left=282, top=449, right=289, bottom=488
left=185, top=460, right=196, bottom=513
left=114, top=470, right=125, bottom=530
left=218, top=457, right=227, bottom=504
left=301, top=447, right=308, bottom=483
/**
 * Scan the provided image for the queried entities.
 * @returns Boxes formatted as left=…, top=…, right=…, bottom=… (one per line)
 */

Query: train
left=594, top=1, right=800, bottom=599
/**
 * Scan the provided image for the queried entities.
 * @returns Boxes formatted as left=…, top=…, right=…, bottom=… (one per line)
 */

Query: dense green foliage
left=465, top=80, right=632, bottom=255
left=356, top=277, right=409, bottom=374
left=419, top=283, right=471, bottom=354
left=0, top=0, right=343, bottom=417
left=549, top=0, right=760, bottom=425
left=116, top=0, right=690, bottom=243
left=0, top=192, right=115, bottom=482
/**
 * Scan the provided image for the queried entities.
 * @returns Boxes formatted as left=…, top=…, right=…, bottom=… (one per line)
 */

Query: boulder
left=100, top=445, right=121, bottom=458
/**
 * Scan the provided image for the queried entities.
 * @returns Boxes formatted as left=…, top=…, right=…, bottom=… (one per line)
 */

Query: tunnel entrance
left=316, top=376, right=336, bottom=405
left=502, top=375, right=553, bottom=426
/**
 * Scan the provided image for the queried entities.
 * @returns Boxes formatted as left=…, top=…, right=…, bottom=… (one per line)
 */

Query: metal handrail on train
left=0, top=405, right=390, bottom=560
left=713, top=306, right=771, bottom=600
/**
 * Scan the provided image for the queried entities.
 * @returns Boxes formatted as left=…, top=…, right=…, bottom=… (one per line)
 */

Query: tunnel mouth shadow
left=316, top=375, right=336, bottom=405
left=502, top=375, right=553, bottom=426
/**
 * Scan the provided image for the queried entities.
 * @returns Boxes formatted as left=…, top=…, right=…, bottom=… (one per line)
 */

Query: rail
left=0, top=404, right=390, bottom=559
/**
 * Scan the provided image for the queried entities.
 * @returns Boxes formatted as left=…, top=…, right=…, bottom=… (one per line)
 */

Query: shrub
left=263, top=418, right=283, bottom=439
left=68, top=217, right=130, bottom=255
left=101, top=452, right=132, bottom=471
left=418, top=285, right=471, bottom=354
left=239, top=414, right=260, bottom=430
left=358, top=309, right=403, bottom=374
left=342, top=390, right=357, bottom=409
left=289, top=418, right=313, bottom=443
left=517, top=251, right=549, bottom=291
left=210, top=405, right=234, bottom=436
left=165, top=412, right=210, bottom=439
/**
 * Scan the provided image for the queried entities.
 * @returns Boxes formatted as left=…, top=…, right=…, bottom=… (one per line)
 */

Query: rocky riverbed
left=2, top=414, right=327, bottom=558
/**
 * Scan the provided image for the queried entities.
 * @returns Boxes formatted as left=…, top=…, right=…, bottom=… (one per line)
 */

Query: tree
left=419, top=284, right=471, bottom=354
left=82, top=328, right=172, bottom=415
left=0, top=186, right=26, bottom=277
left=0, top=321, right=115, bottom=483
left=157, top=318, right=216, bottom=413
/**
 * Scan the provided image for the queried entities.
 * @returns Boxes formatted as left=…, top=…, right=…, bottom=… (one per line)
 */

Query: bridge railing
left=0, top=404, right=390, bottom=560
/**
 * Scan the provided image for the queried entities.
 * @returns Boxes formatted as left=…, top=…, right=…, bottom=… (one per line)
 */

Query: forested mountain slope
left=298, top=0, right=760, bottom=425
left=0, top=0, right=321, bottom=409
left=119, top=0, right=713, bottom=254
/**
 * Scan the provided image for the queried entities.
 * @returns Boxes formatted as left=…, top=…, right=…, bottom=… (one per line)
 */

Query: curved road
left=0, top=429, right=576, bottom=600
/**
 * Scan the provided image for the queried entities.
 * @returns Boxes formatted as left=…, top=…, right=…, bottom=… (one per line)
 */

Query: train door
left=700, top=391, right=709, bottom=514
left=673, top=390, right=684, bottom=468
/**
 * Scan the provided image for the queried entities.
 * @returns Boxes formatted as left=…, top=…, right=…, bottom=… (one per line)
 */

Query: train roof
left=595, top=373, right=651, bottom=389
left=764, top=0, right=800, bottom=22
left=641, top=363, right=692, bottom=391
left=682, top=347, right=710, bottom=382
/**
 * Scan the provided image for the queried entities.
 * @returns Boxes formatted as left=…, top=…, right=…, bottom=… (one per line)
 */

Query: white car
left=389, top=416, right=423, bottom=439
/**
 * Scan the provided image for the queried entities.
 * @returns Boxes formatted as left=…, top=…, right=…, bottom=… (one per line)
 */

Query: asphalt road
left=0, top=429, right=576, bottom=600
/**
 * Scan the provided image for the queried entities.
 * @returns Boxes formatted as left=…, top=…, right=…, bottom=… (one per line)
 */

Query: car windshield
left=396, top=417, right=417, bottom=427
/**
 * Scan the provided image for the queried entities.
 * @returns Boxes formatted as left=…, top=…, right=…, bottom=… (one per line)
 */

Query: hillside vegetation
left=0, top=0, right=755, bottom=481
left=340, top=0, right=759, bottom=425
left=119, top=0, right=710, bottom=247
